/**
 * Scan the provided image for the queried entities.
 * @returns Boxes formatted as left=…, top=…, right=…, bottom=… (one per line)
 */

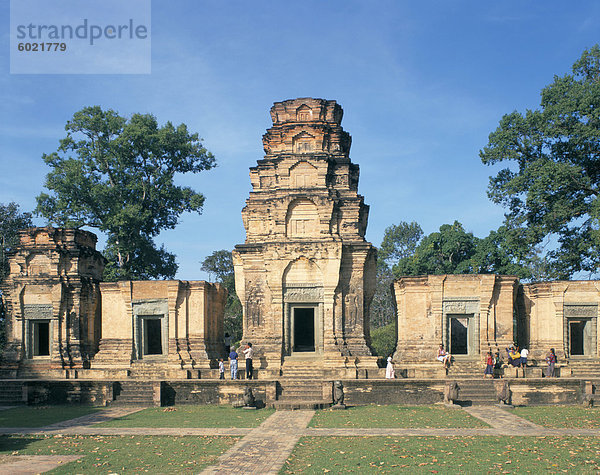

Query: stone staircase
left=0, top=381, right=25, bottom=405
left=446, top=360, right=485, bottom=379
left=566, top=359, right=600, bottom=378
left=111, top=381, right=157, bottom=406
left=454, top=379, right=497, bottom=406
left=270, top=380, right=330, bottom=410
left=280, top=357, right=326, bottom=379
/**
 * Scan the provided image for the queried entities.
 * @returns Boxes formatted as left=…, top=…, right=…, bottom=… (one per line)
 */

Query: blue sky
left=1, top=1, right=599, bottom=280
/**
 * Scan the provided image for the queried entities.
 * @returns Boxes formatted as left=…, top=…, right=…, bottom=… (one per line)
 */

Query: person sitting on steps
left=437, top=344, right=451, bottom=368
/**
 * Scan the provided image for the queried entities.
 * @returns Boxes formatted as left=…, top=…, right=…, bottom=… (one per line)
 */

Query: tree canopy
left=201, top=249, right=242, bottom=341
left=0, top=202, right=33, bottom=352
left=36, top=106, right=216, bottom=280
left=480, top=45, right=600, bottom=279
left=0, top=202, right=33, bottom=282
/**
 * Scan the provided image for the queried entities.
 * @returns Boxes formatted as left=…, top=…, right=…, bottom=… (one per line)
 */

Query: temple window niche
left=292, top=132, right=315, bottom=153
left=296, top=104, right=312, bottom=121
left=286, top=199, right=319, bottom=238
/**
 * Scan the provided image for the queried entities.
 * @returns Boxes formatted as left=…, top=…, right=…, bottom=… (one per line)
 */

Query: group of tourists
left=218, top=332, right=254, bottom=380
left=433, top=342, right=558, bottom=379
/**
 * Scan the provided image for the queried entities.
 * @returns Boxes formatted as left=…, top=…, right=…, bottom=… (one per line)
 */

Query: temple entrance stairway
left=446, top=360, right=486, bottom=378
left=454, top=379, right=497, bottom=406
left=111, top=380, right=157, bottom=406
left=269, top=358, right=332, bottom=409
left=566, top=359, right=600, bottom=378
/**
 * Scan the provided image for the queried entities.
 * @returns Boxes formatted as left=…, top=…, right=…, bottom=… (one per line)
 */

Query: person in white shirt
left=520, top=347, right=529, bottom=366
left=243, top=342, right=254, bottom=380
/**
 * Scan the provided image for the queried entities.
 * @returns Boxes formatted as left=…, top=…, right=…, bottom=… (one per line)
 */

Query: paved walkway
left=0, top=455, right=83, bottom=475
left=201, top=410, right=315, bottom=475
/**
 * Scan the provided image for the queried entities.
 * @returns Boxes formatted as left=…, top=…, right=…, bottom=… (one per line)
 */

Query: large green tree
left=201, top=250, right=242, bottom=342
left=481, top=45, right=600, bottom=279
left=0, top=202, right=34, bottom=351
left=394, top=221, right=477, bottom=276
left=36, top=106, right=215, bottom=280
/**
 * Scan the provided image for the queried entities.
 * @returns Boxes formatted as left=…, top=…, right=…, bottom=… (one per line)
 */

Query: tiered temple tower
left=0, top=228, right=105, bottom=378
left=233, top=98, right=378, bottom=378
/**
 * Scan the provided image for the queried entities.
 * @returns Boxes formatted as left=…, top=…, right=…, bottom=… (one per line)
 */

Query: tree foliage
left=369, top=322, right=396, bottom=357
left=394, top=221, right=477, bottom=276
left=371, top=222, right=423, bottom=329
left=36, top=106, right=216, bottom=280
left=0, top=202, right=33, bottom=352
left=201, top=250, right=242, bottom=342
left=480, top=45, right=600, bottom=279
left=0, top=202, right=33, bottom=282
left=378, top=221, right=423, bottom=268
left=392, top=221, right=533, bottom=279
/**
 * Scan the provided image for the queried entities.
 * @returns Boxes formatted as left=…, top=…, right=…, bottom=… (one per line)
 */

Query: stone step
left=268, top=399, right=331, bottom=410
left=111, top=381, right=156, bottom=406
left=453, top=380, right=497, bottom=405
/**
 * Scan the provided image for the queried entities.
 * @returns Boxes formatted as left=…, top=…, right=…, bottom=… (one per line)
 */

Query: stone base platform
left=0, top=377, right=596, bottom=408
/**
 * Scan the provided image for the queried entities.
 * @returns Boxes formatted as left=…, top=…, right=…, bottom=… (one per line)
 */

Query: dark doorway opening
left=143, top=318, right=163, bottom=355
left=569, top=320, right=589, bottom=356
left=293, top=307, right=315, bottom=352
left=32, top=320, right=50, bottom=356
left=450, top=317, right=468, bottom=355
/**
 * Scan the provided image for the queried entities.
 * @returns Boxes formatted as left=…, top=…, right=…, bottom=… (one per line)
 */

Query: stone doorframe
left=563, top=303, right=598, bottom=358
left=283, top=284, right=324, bottom=356
left=132, top=299, right=169, bottom=360
left=442, top=298, right=480, bottom=358
left=23, top=304, right=54, bottom=359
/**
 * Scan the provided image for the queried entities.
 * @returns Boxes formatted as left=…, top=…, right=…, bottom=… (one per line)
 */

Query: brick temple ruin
left=233, top=98, right=378, bottom=378
left=0, top=98, right=599, bottom=406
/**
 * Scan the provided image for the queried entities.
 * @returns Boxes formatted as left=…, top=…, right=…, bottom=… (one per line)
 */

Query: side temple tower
left=233, top=98, right=378, bottom=378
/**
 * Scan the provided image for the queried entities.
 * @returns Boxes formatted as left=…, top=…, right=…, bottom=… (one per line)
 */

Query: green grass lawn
left=309, top=405, right=489, bottom=428
left=0, top=434, right=237, bottom=473
left=99, top=405, right=275, bottom=428
left=282, top=436, right=600, bottom=473
left=0, top=406, right=101, bottom=428
left=508, top=406, right=600, bottom=428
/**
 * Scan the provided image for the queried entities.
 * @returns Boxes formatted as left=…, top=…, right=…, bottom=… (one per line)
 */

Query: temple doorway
left=569, top=319, right=593, bottom=356
left=293, top=307, right=316, bottom=352
left=139, top=316, right=163, bottom=357
left=448, top=315, right=475, bottom=355
left=30, top=320, right=50, bottom=357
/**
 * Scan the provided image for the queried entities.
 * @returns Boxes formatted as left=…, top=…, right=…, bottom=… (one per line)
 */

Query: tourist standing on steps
left=385, top=355, right=395, bottom=379
left=229, top=348, right=239, bottom=380
left=520, top=347, right=529, bottom=367
left=218, top=358, right=225, bottom=380
left=546, top=348, right=556, bottom=377
left=243, top=342, right=254, bottom=380
left=484, top=351, right=494, bottom=378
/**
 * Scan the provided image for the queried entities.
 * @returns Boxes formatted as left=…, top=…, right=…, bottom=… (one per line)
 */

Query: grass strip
left=309, top=405, right=489, bottom=428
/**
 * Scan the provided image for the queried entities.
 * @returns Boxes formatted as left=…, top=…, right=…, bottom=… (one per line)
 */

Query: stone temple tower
left=233, top=98, right=378, bottom=378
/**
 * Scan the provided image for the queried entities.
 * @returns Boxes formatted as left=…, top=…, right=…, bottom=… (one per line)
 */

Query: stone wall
left=92, top=280, right=226, bottom=378
left=393, top=274, right=518, bottom=364
left=524, top=281, right=600, bottom=362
